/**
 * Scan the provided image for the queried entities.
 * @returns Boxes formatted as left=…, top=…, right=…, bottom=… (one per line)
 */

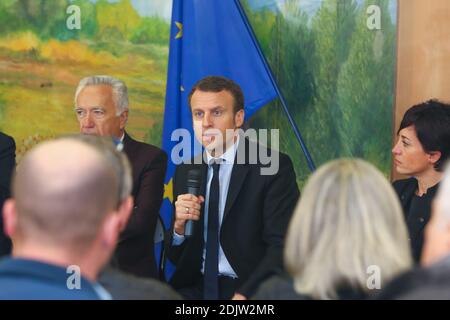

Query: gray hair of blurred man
left=74, top=75, right=129, bottom=115
left=10, top=135, right=131, bottom=254
left=284, top=158, right=413, bottom=299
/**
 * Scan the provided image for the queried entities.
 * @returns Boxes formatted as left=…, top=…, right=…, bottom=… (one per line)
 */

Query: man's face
left=392, top=125, right=438, bottom=176
left=191, top=89, right=244, bottom=155
left=75, top=84, right=127, bottom=138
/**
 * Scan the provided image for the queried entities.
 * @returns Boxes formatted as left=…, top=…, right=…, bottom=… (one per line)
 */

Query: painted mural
left=0, top=0, right=397, bottom=186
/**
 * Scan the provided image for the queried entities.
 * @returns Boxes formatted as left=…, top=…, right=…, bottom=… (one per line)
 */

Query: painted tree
left=306, top=0, right=358, bottom=164
left=96, top=0, right=140, bottom=41
left=248, top=0, right=318, bottom=184
left=336, top=0, right=396, bottom=173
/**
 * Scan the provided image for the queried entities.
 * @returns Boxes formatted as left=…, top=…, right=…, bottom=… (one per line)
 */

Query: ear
left=3, top=199, right=17, bottom=239
left=234, top=109, right=244, bottom=128
left=100, top=213, right=122, bottom=250
left=119, top=110, right=128, bottom=130
left=117, top=196, right=134, bottom=232
left=428, top=151, right=442, bottom=165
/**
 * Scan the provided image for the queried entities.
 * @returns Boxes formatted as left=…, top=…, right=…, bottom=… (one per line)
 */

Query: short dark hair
left=398, top=99, right=450, bottom=171
left=188, top=76, right=244, bottom=113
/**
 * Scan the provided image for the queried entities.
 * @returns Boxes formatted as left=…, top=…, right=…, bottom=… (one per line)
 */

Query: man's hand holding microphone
left=174, top=169, right=204, bottom=237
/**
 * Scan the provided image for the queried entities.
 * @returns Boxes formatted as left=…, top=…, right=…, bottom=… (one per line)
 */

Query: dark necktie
left=203, top=161, right=220, bottom=300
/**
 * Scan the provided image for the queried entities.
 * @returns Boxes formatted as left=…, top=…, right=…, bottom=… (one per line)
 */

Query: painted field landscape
left=0, top=0, right=398, bottom=186
left=0, top=0, right=171, bottom=161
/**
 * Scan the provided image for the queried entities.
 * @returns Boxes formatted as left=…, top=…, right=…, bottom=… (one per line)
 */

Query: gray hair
left=75, top=75, right=129, bottom=115
left=284, top=158, right=412, bottom=299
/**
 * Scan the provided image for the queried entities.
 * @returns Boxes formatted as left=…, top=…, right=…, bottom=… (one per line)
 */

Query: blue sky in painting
left=86, top=0, right=173, bottom=20
left=247, top=0, right=397, bottom=23
left=85, top=0, right=397, bottom=24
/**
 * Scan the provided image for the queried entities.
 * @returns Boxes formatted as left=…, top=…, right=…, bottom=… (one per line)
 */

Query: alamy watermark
left=170, top=128, right=280, bottom=176
left=66, top=265, right=81, bottom=290
left=66, top=5, right=81, bottom=30
left=366, top=265, right=381, bottom=290
left=366, top=5, right=381, bottom=31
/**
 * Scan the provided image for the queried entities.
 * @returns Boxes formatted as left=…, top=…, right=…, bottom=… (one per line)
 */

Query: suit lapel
left=223, top=137, right=250, bottom=221
left=121, top=132, right=141, bottom=188
left=122, top=131, right=133, bottom=152
left=223, top=163, right=250, bottom=221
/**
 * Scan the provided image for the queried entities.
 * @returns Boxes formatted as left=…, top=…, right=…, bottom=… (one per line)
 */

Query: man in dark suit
left=166, top=76, right=300, bottom=300
left=0, top=132, right=15, bottom=257
left=74, top=75, right=167, bottom=278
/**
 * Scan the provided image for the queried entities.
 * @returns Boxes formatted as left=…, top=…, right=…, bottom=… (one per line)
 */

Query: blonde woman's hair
left=284, top=158, right=412, bottom=299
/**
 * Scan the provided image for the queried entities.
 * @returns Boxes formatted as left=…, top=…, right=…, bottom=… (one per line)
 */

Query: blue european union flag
left=159, top=0, right=277, bottom=279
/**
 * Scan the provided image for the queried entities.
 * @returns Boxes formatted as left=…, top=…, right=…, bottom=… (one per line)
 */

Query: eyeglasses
left=74, top=107, right=106, bottom=120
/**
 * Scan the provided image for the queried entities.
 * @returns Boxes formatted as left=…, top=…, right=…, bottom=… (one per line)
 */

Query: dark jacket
left=98, top=266, right=182, bottom=300
left=251, top=274, right=307, bottom=300
left=166, top=137, right=300, bottom=297
left=0, top=132, right=15, bottom=257
left=376, top=255, right=450, bottom=300
left=112, top=132, right=167, bottom=279
left=393, top=177, right=439, bottom=263
left=252, top=274, right=367, bottom=300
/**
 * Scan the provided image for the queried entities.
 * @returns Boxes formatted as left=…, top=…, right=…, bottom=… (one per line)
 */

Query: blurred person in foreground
left=73, top=135, right=181, bottom=300
left=253, top=159, right=413, bottom=300
left=377, top=161, right=450, bottom=299
left=392, top=100, right=450, bottom=263
left=0, top=136, right=132, bottom=299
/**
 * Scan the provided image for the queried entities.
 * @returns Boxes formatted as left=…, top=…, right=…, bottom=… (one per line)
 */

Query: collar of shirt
left=113, top=133, right=125, bottom=152
left=92, top=283, right=113, bottom=300
left=205, top=134, right=240, bottom=166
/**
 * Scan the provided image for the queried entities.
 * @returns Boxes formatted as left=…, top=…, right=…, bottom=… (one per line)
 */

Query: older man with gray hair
left=0, top=136, right=133, bottom=299
left=74, top=75, right=167, bottom=279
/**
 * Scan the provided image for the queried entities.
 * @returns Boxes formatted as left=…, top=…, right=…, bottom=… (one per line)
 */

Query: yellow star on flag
left=164, top=178, right=174, bottom=203
left=175, top=22, right=183, bottom=39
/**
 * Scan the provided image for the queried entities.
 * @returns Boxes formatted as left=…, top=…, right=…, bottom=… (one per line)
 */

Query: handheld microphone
left=185, top=169, right=202, bottom=237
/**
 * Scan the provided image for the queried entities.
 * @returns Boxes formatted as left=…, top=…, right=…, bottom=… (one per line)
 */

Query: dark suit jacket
left=113, top=132, right=167, bottom=279
left=393, top=177, right=438, bottom=263
left=375, top=255, right=450, bottom=300
left=0, top=132, right=15, bottom=257
left=99, top=266, right=182, bottom=300
left=166, top=137, right=300, bottom=297
left=252, top=274, right=367, bottom=300
left=251, top=274, right=306, bottom=300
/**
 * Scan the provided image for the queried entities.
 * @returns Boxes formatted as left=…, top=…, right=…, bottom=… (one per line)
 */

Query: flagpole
left=234, top=0, right=316, bottom=172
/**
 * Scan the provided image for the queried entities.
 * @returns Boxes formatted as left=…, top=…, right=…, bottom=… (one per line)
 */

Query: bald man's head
left=12, top=138, right=120, bottom=252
